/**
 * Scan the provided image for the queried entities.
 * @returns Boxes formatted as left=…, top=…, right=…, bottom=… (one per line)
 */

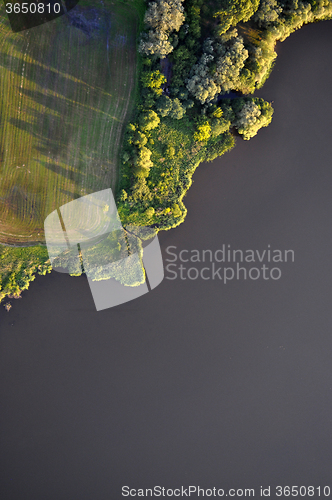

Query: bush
left=205, top=132, right=235, bottom=162
left=145, top=207, right=155, bottom=219
left=194, top=120, right=211, bottom=142
left=172, top=203, right=182, bottom=217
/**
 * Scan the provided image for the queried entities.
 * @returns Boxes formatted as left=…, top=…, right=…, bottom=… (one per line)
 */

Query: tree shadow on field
left=0, top=5, right=113, bottom=91
left=34, top=159, right=86, bottom=183
left=0, top=1, right=138, bottom=244
left=60, top=189, right=81, bottom=199
left=5, top=86, right=109, bottom=193
left=0, top=4, right=117, bottom=186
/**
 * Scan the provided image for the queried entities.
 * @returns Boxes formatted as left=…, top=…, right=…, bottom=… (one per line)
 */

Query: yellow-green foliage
left=141, top=70, right=167, bottom=96
left=213, top=0, right=260, bottom=35
left=0, top=245, right=51, bottom=304
left=194, top=121, right=212, bottom=142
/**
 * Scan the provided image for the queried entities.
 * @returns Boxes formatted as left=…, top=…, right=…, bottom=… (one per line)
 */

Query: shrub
left=194, top=120, right=211, bottom=142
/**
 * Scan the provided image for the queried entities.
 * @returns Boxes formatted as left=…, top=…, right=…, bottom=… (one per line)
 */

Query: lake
left=1, top=20, right=332, bottom=500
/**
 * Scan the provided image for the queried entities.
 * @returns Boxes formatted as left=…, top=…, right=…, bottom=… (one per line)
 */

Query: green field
left=0, top=0, right=140, bottom=246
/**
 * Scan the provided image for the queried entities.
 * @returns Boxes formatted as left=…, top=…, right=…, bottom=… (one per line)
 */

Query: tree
left=233, top=98, right=274, bottom=140
left=144, top=0, right=185, bottom=32
left=139, top=110, right=161, bottom=131
left=210, top=117, right=231, bottom=136
left=235, top=100, right=261, bottom=129
left=186, top=33, right=249, bottom=103
left=169, top=98, right=186, bottom=119
left=135, top=146, right=154, bottom=172
left=213, top=32, right=249, bottom=93
left=253, top=0, right=283, bottom=27
left=139, top=0, right=185, bottom=58
left=139, top=31, right=174, bottom=58
left=186, top=39, right=220, bottom=104
left=156, top=95, right=173, bottom=116
left=170, top=45, right=197, bottom=88
left=131, top=178, right=153, bottom=202
left=141, top=70, right=167, bottom=95
left=156, top=95, right=186, bottom=119
left=213, top=0, right=260, bottom=35
left=133, top=131, right=148, bottom=147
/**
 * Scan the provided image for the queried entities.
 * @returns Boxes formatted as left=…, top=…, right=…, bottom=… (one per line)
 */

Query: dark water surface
left=1, top=21, right=332, bottom=500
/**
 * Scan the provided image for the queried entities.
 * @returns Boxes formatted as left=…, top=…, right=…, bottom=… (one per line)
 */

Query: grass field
left=0, top=0, right=140, bottom=246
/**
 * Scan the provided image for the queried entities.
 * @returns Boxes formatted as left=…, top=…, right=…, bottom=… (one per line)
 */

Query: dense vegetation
left=116, top=0, right=332, bottom=231
left=1, top=0, right=332, bottom=306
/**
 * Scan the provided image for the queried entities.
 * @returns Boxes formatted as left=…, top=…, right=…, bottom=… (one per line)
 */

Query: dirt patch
left=65, top=6, right=105, bottom=37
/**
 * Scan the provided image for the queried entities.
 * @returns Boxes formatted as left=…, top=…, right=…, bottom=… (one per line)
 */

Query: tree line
left=116, top=0, right=332, bottom=231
